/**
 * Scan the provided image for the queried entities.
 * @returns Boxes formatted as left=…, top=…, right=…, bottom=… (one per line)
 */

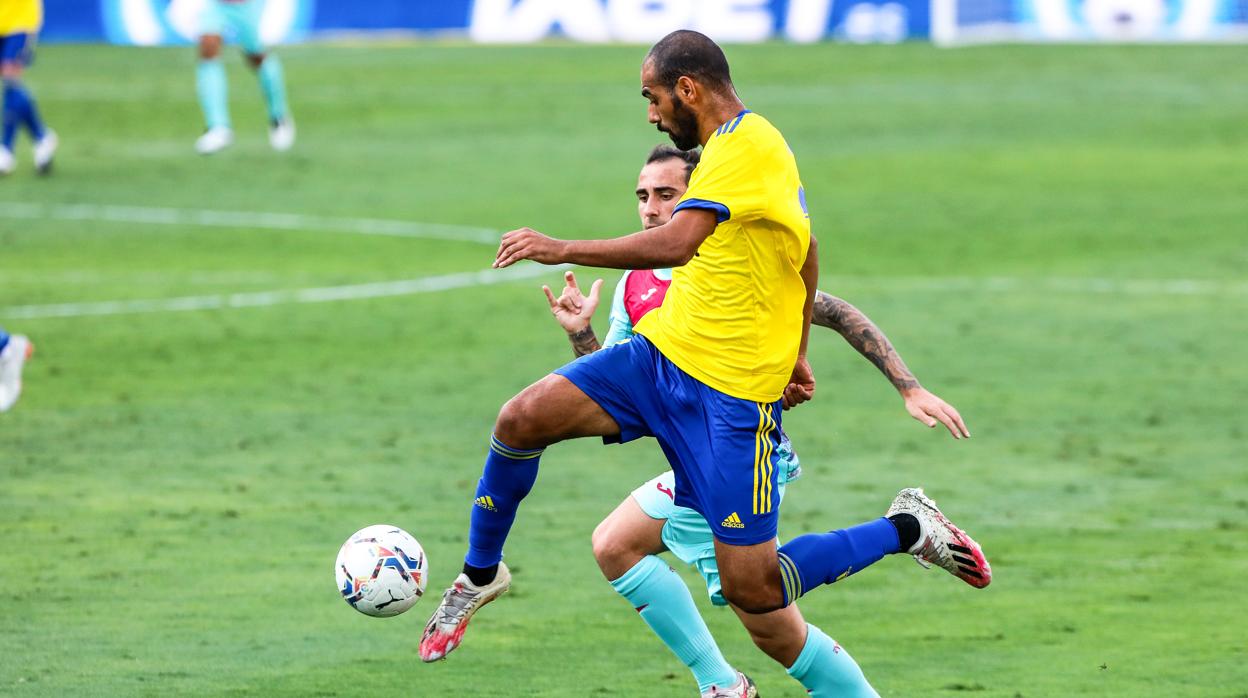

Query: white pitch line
left=1, top=264, right=569, bottom=320
left=0, top=202, right=501, bottom=245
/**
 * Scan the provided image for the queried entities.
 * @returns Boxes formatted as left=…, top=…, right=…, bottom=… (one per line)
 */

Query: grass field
left=1, top=41, right=1246, bottom=696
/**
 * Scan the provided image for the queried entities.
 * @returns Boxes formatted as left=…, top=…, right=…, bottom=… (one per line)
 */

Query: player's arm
left=783, top=233, right=819, bottom=410
left=812, top=291, right=970, bottom=439
left=542, top=270, right=604, bottom=357
left=494, top=209, right=717, bottom=270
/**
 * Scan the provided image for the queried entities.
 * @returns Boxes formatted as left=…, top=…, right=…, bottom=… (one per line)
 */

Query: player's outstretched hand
left=902, top=387, right=970, bottom=439
left=782, top=356, right=816, bottom=410
left=495, top=227, right=569, bottom=268
left=542, top=270, right=604, bottom=335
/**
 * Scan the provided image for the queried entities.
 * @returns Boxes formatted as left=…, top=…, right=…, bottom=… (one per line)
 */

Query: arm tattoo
left=568, top=326, right=602, bottom=358
left=812, top=291, right=920, bottom=393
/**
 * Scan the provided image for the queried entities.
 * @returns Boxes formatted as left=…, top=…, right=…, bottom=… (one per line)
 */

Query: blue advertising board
left=41, top=0, right=932, bottom=44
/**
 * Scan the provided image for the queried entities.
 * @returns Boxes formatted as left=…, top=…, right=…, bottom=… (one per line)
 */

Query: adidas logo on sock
left=475, top=495, right=497, bottom=511
left=720, top=512, right=744, bottom=529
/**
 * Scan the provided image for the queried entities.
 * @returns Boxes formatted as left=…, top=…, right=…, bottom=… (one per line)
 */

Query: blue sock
left=196, top=60, right=230, bottom=129
left=3, top=81, right=45, bottom=143
left=256, top=55, right=289, bottom=122
left=776, top=518, right=900, bottom=604
left=3, top=81, right=26, bottom=149
left=0, top=328, right=9, bottom=353
left=464, top=435, right=543, bottom=568
left=788, top=624, right=879, bottom=698
left=19, top=84, right=45, bottom=141
left=611, top=556, right=738, bottom=693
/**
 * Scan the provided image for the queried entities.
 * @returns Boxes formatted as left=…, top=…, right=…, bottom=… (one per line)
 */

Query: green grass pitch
left=1, top=41, right=1246, bottom=696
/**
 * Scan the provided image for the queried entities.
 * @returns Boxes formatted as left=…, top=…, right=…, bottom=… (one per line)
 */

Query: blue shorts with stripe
left=553, top=334, right=784, bottom=546
left=1, top=33, right=35, bottom=67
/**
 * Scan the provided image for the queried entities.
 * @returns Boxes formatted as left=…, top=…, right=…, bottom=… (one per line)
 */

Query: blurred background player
left=541, top=145, right=968, bottom=697
left=194, top=0, right=294, bottom=155
left=0, top=0, right=56, bottom=175
left=0, top=328, right=33, bottom=412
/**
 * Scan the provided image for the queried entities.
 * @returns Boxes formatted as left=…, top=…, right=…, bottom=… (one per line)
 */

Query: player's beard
left=661, top=94, right=701, bottom=152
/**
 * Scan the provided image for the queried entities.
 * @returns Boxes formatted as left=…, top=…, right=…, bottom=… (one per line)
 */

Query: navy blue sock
left=2, top=82, right=20, bottom=150
left=463, top=434, right=543, bottom=572
left=777, top=518, right=901, bottom=604
left=3, top=81, right=44, bottom=144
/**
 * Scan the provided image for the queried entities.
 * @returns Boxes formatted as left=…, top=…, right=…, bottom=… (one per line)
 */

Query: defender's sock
left=256, top=55, right=288, bottom=122
left=0, top=329, right=9, bottom=353
left=463, top=434, right=543, bottom=573
left=787, top=624, right=879, bottom=698
left=776, top=518, right=901, bottom=604
left=196, top=60, right=230, bottom=129
left=611, top=555, right=738, bottom=693
left=3, top=81, right=25, bottom=149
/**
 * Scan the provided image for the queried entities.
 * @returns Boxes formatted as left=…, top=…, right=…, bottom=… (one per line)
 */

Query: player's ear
left=675, top=75, right=697, bottom=102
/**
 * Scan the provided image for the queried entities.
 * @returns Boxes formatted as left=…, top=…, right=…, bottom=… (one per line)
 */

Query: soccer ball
left=335, top=524, right=428, bottom=617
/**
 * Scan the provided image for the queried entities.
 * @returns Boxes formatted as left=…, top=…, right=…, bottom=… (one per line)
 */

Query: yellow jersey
left=0, top=0, right=41, bottom=34
left=635, top=111, right=811, bottom=402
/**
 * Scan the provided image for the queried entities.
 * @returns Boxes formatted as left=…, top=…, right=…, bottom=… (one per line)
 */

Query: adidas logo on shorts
left=720, top=512, right=745, bottom=529
left=475, top=495, right=497, bottom=512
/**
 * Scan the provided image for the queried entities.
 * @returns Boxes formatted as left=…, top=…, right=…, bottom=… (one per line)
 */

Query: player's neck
left=697, top=95, right=748, bottom=146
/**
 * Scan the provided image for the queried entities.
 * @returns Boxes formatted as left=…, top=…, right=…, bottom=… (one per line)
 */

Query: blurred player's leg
left=195, top=33, right=232, bottom=154
left=0, top=329, right=33, bottom=412
left=2, top=32, right=53, bottom=174
left=194, top=3, right=232, bottom=154
left=249, top=53, right=293, bottom=150
left=234, top=0, right=294, bottom=151
left=595, top=494, right=740, bottom=694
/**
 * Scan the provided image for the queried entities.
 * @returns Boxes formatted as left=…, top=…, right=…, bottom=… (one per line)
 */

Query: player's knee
left=494, top=393, right=543, bottom=450
left=590, top=520, right=637, bottom=578
left=245, top=53, right=266, bottom=70
left=198, top=35, right=222, bottom=59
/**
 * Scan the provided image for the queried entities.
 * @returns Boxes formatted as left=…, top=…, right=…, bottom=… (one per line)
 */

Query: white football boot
left=0, top=335, right=34, bottom=412
left=887, top=488, right=992, bottom=588
left=195, top=127, right=234, bottom=155
left=0, top=146, right=14, bottom=175
left=703, top=672, right=758, bottom=698
left=33, top=129, right=58, bottom=175
left=269, top=118, right=295, bottom=151
left=419, top=562, right=511, bottom=662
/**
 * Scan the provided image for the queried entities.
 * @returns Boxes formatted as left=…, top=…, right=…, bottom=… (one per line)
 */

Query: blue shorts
left=554, top=335, right=784, bottom=546
left=0, top=33, right=35, bottom=67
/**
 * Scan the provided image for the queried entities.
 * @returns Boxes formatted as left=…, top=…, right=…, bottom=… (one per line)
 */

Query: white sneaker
left=418, top=562, right=511, bottom=662
left=0, top=146, right=14, bottom=175
left=703, top=672, right=758, bottom=698
left=33, top=129, right=58, bottom=175
left=269, top=118, right=295, bottom=151
left=195, top=127, right=234, bottom=155
left=0, top=335, right=34, bottom=412
left=887, top=488, right=992, bottom=588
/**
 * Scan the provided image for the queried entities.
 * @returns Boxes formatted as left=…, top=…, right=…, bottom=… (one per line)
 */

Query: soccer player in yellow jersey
left=538, top=145, right=971, bottom=697
left=0, top=0, right=57, bottom=175
left=421, top=31, right=992, bottom=691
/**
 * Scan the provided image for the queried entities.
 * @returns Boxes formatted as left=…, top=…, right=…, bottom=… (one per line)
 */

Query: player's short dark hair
left=645, top=30, right=733, bottom=93
left=646, top=144, right=700, bottom=183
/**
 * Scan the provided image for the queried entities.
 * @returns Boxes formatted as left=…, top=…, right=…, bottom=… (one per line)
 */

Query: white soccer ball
left=335, top=524, right=428, bottom=617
